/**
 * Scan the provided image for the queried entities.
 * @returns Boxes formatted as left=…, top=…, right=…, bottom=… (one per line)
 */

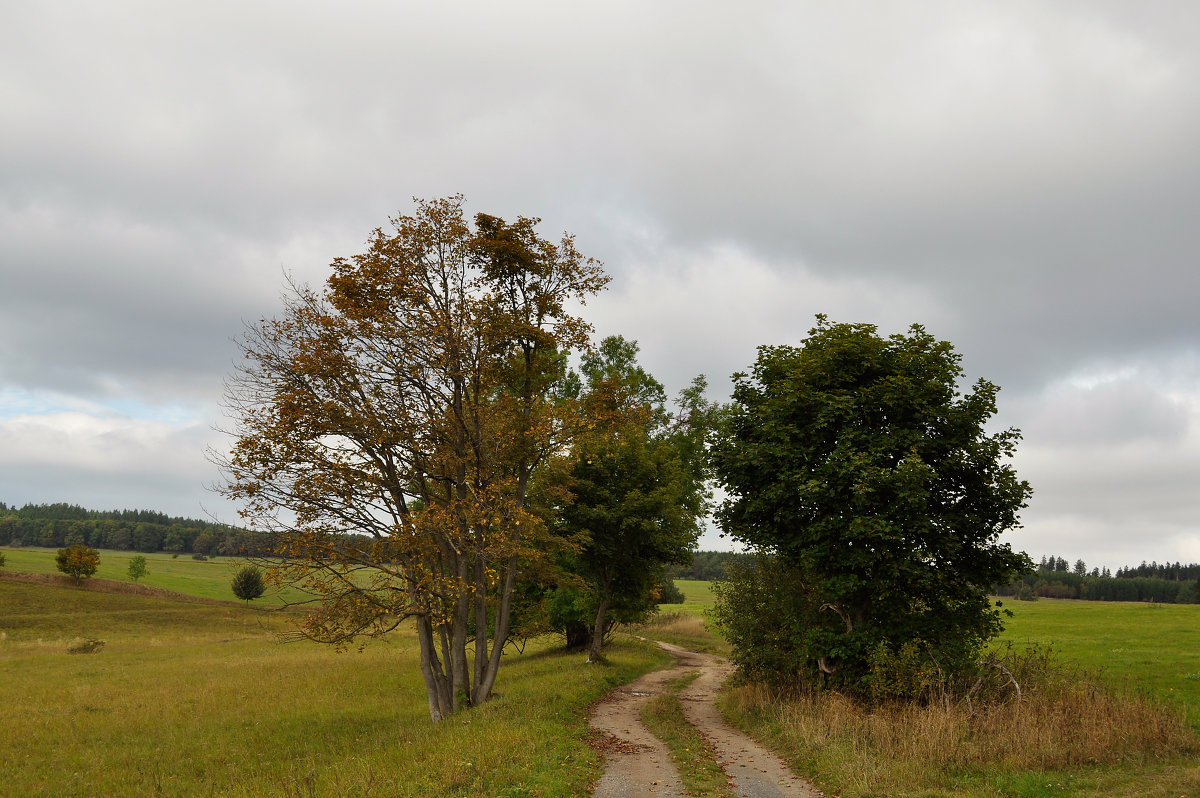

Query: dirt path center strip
left=590, top=641, right=823, bottom=798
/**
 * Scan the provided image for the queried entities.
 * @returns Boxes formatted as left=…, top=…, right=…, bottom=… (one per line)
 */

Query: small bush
left=191, top=553, right=208, bottom=561
left=0, top=550, right=6, bottom=568
left=66, top=637, right=105, bottom=654
left=231, top=565, right=266, bottom=602
left=55, top=545, right=100, bottom=584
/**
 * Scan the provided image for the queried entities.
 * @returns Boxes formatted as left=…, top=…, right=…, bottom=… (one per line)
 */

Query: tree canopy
left=218, top=196, right=608, bottom=722
left=231, top=566, right=266, bottom=602
left=549, top=336, right=714, bottom=662
left=711, top=317, right=1032, bottom=686
left=55, top=545, right=100, bottom=584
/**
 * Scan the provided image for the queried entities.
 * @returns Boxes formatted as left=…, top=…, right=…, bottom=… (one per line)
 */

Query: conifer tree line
left=0, top=502, right=265, bottom=556
left=995, top=553, right=1200, bottom=603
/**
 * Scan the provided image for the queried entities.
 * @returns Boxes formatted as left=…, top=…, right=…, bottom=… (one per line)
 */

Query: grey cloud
left=2, top=1, right=1199, bottom=563
left=1014, top=377, right=1190, bottom=446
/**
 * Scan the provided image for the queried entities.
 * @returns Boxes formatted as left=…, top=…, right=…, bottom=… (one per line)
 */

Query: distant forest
left=0, top=502, right=267, bottom=556
left=5, top=503, right=1198, bottom=606
left=677, top=549, right=1198, bottom=605
left=996, top=554, right=1199, bottom=604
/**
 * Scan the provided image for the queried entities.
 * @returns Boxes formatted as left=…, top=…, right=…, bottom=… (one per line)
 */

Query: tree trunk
left=586, top=592, right=612, bottom=664
left=474, top=554, right=518, bottom=704
left=564, top=622, right=589, bottom=650
left=415, top=616, right=452, bottom=722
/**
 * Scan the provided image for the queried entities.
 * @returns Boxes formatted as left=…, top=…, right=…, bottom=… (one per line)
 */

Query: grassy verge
left=714, top=597, right=1200, bottom=798
left=0, top=577, right=671, bottom=796
left=639, top=671, right=736, bottom=798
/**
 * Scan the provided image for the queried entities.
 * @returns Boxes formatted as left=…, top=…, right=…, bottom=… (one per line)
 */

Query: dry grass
left=642, top=611, right=709, bottom=638
left=638, top=610, right=728, bottom=655
left=722, top=664, right=1200, bottom=797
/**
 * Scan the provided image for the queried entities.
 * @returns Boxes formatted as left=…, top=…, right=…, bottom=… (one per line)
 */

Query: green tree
left=231, top=565, right=266, bottom=602
left=127, top=555, right=149, bottom=583
left=218, top=196, right=608, bottom=722
left=553, top=336, right=714, bottom=663
left=712, top=317, right=1031, bottom=688
left=55, top=545, right=100, bottom=584
left=192, top=531, right=216, bottom=556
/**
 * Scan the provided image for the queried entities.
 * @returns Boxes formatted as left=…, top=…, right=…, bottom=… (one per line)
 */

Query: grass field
left=6, top=552, right=1199, bottom=797
left=0, top=547, right=304, bottom=604
left=0, top=549, right=671, bottom=796
left=997, top=597, right=1200, bottom=729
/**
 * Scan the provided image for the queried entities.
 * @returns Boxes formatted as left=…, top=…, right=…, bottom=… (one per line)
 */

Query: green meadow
left=0, top=547, right=301, bottom=604
left=998, top=597, right=1200, bottom=729
left=4, top=553, right=1199, bottom=797
left=0, top=549, right=670, bottom=797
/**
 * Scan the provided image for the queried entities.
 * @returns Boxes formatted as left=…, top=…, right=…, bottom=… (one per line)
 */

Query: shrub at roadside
left=55, top=545, right=100, bottom=584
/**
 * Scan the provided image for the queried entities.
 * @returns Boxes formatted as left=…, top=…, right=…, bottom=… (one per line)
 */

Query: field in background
left=672, top=579, right=1200, bottom=726
left=2, top=546, right=310, bottom=605
left=638, top=579, right=727, bottom=654
left=0, top=551, right=670, bottom=797
left=998, top=597, right=1200, bottom=729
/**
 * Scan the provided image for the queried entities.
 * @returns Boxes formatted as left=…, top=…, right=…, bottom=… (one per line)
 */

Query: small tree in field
left=56, top=545, right=100, bottom=584
left=231, top=566, right=266, bottom=603
left=127, top=555, right=149, bottom=583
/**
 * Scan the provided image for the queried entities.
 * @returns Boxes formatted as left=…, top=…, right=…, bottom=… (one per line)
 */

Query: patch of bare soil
left=591, top=641, right=823, bottom=798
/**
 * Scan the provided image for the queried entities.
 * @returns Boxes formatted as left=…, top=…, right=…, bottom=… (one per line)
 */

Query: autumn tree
left=712, top=318, right=1031, bottom=688
left=56, top=545, right=100, bottom=584
left=218, top=196, right=608, bottom=722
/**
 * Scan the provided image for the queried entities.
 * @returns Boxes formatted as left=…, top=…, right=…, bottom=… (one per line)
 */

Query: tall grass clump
left=637, top=610, right=727, bottom=655
left=721, top=644, right=1198, bottom=796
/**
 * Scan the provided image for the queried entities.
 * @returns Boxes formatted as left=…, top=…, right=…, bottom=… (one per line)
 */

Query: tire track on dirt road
left=591, top=641, right=822, bottom=798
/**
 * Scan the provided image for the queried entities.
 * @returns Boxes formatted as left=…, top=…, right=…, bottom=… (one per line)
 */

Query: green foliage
left=866, top=640, right=943, bottom=702
left=710, top=554, right=824, bottom=683
left=230, top=565, right=266, bottom=602
left=548, top=336, right=715, bottom=659
left=712, top=318, right=1032, bottom=688
left=657, top=575, right=685, bottom=605
left=0, top=502, right=256, bottom=555
left=54, top=544, right=100, bottom=584
left=0, top=550, right=6, bottom=568
left=126, top=555, right=148, bottom=582
left=675, top=550, right=745, bottom=581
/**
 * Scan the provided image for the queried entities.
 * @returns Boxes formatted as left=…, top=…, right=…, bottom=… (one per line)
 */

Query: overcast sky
left=2, top=1, right=1198, bottom=569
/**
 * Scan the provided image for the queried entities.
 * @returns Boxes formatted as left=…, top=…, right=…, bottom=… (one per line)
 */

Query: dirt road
left=590, top=642, right=822, bottom=798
